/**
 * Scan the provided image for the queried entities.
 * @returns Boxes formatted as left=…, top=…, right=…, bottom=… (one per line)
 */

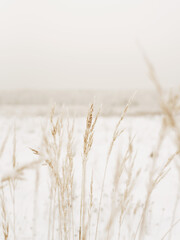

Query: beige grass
left=0, top=83, right=179, bottom=240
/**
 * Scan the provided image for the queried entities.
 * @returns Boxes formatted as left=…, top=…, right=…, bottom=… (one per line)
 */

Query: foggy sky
left=0, top=0, right=179, bottom=90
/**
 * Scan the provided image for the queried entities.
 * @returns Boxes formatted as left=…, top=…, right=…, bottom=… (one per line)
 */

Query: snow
left=0, top=115, right=179, bottom=240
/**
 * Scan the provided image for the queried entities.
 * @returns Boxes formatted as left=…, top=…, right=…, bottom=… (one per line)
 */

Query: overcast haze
left=0, top=0, right=179, bottom=90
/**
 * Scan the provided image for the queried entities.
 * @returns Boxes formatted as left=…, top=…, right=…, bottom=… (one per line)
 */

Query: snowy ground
left=0, top=115, right=179, bottom=240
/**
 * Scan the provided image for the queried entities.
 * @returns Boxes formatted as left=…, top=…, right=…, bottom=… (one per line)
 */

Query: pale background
left=0, top=0, right=179, bottom=90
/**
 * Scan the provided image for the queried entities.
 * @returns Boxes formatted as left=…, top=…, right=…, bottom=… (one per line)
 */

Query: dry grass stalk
left=8, top=125, right=17, bottom=240
left=137, top=137, right=178, bottom=240
left=143, top=52, right=180, bottom=240
left=32, top=168, right=40, bottom=240
left=80, top=103, right=100, bottom=240
left=40, top=107, right=76, bottom=240
left=59, top=119, right=75, bottom=239
left=95, top=97, right=133, bottom=240
left=88, top=172, right=93, bottom=240
left=41, top=108, right=64, bottom=240
left=161, top=218, right=180, bottom=240
left=168, top=160, right=180, bottom=240
left=106, top=136, right=139, bottom=240
left=0, top=190, right=9, bottom=240
left=0, top=126, right=11, bottom=159
left=0, top=160, right=41, bottom=187
left=83, top=171, right=94, bottom=240
left=143, top=51, right=180, bottom=148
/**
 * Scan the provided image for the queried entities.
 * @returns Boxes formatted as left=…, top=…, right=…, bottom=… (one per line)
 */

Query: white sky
left=0, top=0, right=179, bottom=90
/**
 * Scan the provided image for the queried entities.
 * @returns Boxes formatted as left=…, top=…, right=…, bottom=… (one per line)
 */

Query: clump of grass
left=106, top=135, right=141, bottom=240
left=0, top=83, right=180, bottom=240
left=95, top=95, right=133, bottom=240
left=0, top=126, right=40, bottom=239
left=40, top=107, right=64, bottom=239
left=141, top=51, right=180, bottom=240
left=37, top=106, right=76, bottom=239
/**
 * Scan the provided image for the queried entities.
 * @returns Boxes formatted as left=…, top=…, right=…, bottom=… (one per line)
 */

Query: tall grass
left=0, top=81, right=179, bottom=240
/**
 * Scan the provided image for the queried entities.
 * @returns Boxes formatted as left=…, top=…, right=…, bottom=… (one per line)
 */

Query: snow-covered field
left=0, top=114, right=179, bottom=240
